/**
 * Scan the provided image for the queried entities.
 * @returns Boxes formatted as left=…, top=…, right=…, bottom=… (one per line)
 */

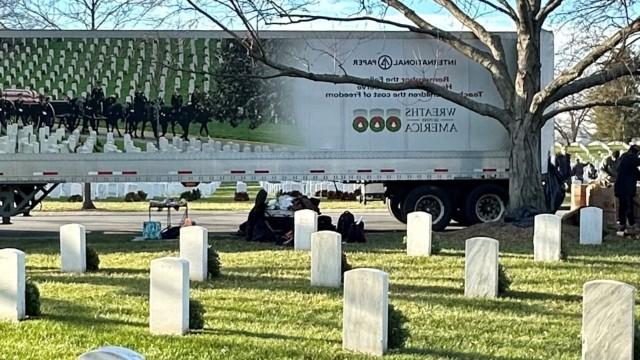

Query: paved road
left=0, top=210, right=405, bottom=237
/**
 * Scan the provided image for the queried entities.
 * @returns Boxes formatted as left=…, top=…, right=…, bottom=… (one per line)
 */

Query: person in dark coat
left=601, top=150, right=621, bottom=181
left=14, top=94, right=28, bottom=126
left=572, top=158, right=585, bottom=183
left=555, top=150, right=572, bottom=190
left=614, top=145, right=640, bottom=234
left=244, top=189, right=275, bottom=242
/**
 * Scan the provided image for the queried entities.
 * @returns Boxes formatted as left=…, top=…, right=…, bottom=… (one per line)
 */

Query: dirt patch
left=435, top=221, right=581, bottom=244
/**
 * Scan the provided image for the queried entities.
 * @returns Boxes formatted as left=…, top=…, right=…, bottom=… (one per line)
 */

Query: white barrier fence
left=45, top=181, right=359, bottom=200
left=48, top=182, right=221, bottom=200
left=259, top=181, right=359, bottom=196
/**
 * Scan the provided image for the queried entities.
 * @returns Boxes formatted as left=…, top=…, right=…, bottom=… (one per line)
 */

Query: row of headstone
left=4, top=210, right=629, bottom=359
left=288, top=208, right=387, bottom=355
left=148, top=223, right=213, bottom=334
left=1, top=125, right=94, bottom=154
left=533, top=207, right=603, bottom=263
left=332, top=262, right=634, bottom=360
left=0, top=245, right=385, bottom=355
left=6, top=124, right=283, bottom=155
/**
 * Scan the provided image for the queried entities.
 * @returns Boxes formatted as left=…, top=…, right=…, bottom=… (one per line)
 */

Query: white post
left=294, top=209, right=318, bottom=251
left=60, top=224, right=86, bottom=273
left=149, top=257, right=189, bottom=335
left=79, top=346, right=145, bottom=359
left=311, top=231, right=342, bottom=288
left=343, top=268, right=388, bottom=356
left=582, top=280, right=635, bottom=360
left=533, top=214, right=562, bottom=261
left=464, top=237, right=499, bottom=298
left=406, top=211, right=432, bottom=256
left=580, top=207, right=603, bottom=245
left=0, top=249, right=26, bottom=322
left=179, top=226, right=208, bottom=282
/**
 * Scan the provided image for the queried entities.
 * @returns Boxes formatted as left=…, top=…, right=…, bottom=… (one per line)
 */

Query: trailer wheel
left=463, top=184, right=507, bottom=224
left=402, top=185, right=453, bottom=231
left=386, top=196, right=406, bottom=224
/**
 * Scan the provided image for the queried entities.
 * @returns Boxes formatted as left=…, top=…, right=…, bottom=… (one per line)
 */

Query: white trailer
left=0, top=30, right=555, bottom=229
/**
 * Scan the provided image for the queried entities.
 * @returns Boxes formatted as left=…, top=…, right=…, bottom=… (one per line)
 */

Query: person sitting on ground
left=244, top=189, right=276, bottom=242
left=614, top=145, right=640, bottom=236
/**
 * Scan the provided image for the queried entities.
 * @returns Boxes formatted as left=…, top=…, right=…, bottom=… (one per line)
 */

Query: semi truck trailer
left=0, top=30, right=555, bottom=230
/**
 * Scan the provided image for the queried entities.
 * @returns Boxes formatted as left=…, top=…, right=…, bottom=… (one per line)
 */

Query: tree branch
left=547, top=59, right=640, bottom=105
left=433, top=0, right=509, bottom=64
left=534, top=17, right=640, bottom=112
left=544, top=95, right=640, bottom=120
left=185, top=0, right=511, bottom=125
left=382, top=0, right=514, bottom=109
left=478, top=0, right=518, bottom=21
left=536, top=0, right=563, bottom=23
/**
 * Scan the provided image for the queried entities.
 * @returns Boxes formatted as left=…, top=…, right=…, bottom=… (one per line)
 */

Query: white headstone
left=580, top=207, right=603, bottom=245
left=406, top=211, right=432, bottom=256
left=236, top=181, right=247, bottom=193
left=0, top=249, right=25, bottom=322
left=311, top=231, right=342, bottom=288
left=179, top=226, right=208, bottom=282
left=533, top=214, right=562, bottom=261
left=464, top=237, right=499, bottom=298
left=79, top=346, right=145, bottom=359
left=149, top=257, right=189, bottom=335
left=582, top=280, right=635, bottom=360
left=343, top=268, right=388, bottom=356
left=294, top=209, right=318, bottom=251
left=60, top=224, right=86, bottom=273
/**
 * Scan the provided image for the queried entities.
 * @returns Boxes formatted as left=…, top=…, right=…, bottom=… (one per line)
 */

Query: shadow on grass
left=393, top=283, right=463, bottom=297
left=504, top=290, right=581, bottom=303
left=31, top=272, right=149, bottom=298
left=201, top=328, right=340, bottom=344
left=212, top=272, right=342, bottom=296
left=42, top=298, right=146, bottom=328
left=566, top=257, right=640, bottom=267
left=393, top=283, right=579, bottom=319
left=100, top=267, right=149, bottom=275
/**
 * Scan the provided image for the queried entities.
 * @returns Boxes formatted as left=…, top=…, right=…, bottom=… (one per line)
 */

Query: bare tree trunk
left=508, top=117, right=547, bottom=211
left=82, top=182, right=96, bottom=210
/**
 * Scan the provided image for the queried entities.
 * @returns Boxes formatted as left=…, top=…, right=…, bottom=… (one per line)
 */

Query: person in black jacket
left=244, top=189, right=275, bottom=242
left=572, top=158, right=585, bottom=183
left=614, top=145, right=640, bottom=235
left=555, top=149, right=572, bottom=190
left=601, top=150, right=621, bottom=182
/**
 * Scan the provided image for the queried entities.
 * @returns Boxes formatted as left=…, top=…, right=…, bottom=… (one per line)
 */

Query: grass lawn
left=37, top=182, right=386, bottom=212
left=130, top=120, right=301, bottom=146
left=1, top=225, right=639, bottom=359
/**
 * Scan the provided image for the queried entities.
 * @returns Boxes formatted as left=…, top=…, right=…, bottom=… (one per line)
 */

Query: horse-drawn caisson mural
left=0, top=35, right=293, bottom=142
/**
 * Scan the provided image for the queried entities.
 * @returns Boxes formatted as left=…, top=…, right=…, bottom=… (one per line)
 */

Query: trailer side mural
left=0, top=30, right=554, bottom=229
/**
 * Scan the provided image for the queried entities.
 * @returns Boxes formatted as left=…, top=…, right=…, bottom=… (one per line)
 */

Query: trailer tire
left=463, top=184, right=507, bottom=225
left=386, top=196, right=406, bottom=224
left=402, top=185, right=453, bottom=231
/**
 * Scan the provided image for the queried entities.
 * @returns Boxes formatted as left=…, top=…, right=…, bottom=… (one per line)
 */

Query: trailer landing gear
left=0, top=183, right=58, bottom=224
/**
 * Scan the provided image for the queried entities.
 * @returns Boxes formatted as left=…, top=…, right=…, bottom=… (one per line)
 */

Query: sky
left=29, top=0, right=628, bottom=68
left=168, top=0, right=574, bottom=59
